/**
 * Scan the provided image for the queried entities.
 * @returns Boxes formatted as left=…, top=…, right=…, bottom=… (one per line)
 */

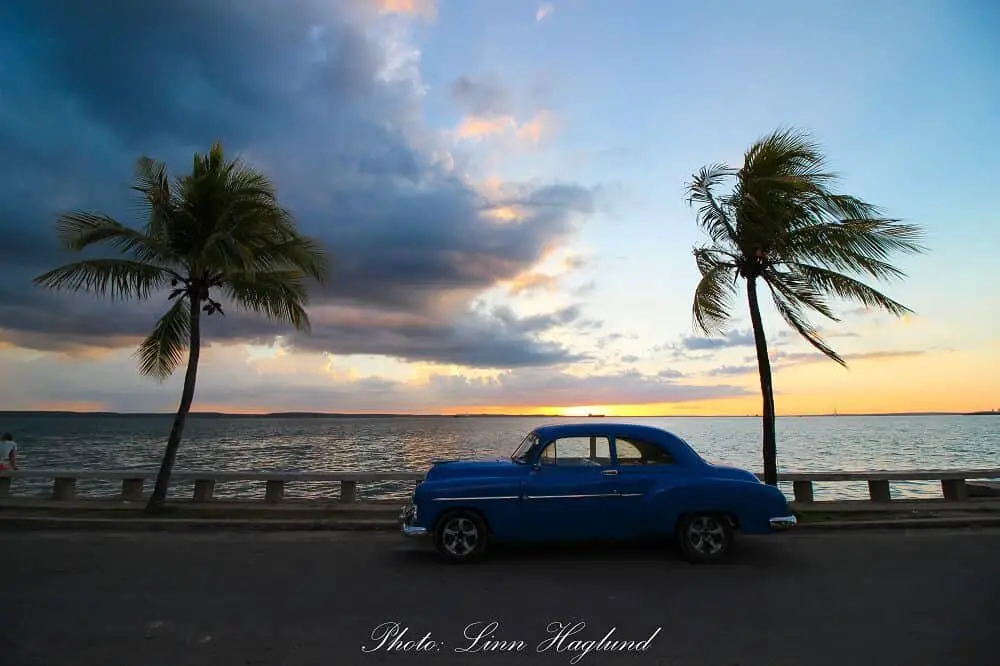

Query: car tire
left=676, top=512, right=733, bottom=564
left=433, top=510, right=489, bottom=564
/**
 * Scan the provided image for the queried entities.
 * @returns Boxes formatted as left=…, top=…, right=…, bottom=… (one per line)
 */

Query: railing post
left=193, top=479, right=216, bottom=503
left=265, top=480, right=284, bottom=504
left=340, top=480, right=357, bottom=503
left=53, top=477, right=77, bottom=501
left=0, top=476, right=11, bottom=498
left=941, top=479, right=968, bottom=501
left=868, top=479, right=891, bottom=503
left=792, top=480, right=814, bottom=503
left=121, top=478, right=144, bottom=502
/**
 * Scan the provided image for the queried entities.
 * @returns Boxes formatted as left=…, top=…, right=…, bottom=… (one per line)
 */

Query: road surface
left=2, top=527, right=998, bottom=666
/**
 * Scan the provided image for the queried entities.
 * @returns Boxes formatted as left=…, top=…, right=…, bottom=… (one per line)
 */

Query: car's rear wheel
left=433, top=510, right=488, bottom=564
left=676, top=513, right=733, bottom=563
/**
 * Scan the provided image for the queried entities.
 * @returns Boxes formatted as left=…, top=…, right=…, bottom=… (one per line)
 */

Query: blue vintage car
left=399, top=422, right=796, bottom=563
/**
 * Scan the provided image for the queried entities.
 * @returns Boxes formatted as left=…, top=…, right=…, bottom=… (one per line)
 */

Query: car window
left=615, top=437, right=675, bottom=465
left=539, top=436, right=612, bottom=467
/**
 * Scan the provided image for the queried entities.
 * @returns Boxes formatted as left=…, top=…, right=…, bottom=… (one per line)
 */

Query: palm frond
left=785, top=263, right=913, bottom=316
left=685, top=164, right=739, bottom=249
left=782, top=219, right=926, bottom=279
left=763, top=268, right=840, bottom=322
left=134, top=297, right=191, bottom=380
left=32, top=259, right=170, bottom=301
left=249, top=235, right=330, bottom=283
left=764, top=279, right=846, bottom=366
left=54, top=212, right=171, bottom=264
left=741, top=127, right=827, bottom=181
left=130, top=156, right=175, bottom=242
left=691, top=248, right=738, bottom=335
left=222, top=270, right=312, bottom=332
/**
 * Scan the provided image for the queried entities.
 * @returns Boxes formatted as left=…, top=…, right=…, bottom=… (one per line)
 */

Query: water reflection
left=2, top=414, right=998, bottom=501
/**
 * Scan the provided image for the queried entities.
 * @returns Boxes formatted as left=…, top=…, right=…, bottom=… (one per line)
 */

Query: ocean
left=2, top=413, right=998, bottom=502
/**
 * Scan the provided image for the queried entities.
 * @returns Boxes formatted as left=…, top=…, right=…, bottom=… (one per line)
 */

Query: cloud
left=0, top=0, right=597, bottom=371
left=503, top=251, right=588, bottom=295
left=536, top=3, right=555, bottom=22
left=770, top=350, right=928, bottom=365
left=453, top=110, right=555, bottom=144
left=706, top=364, right=758, bottom=377
left=506, top=272, right=560, bottom=295
left=450, top=74, right=510, bottom=116
left=374, top=0, right=437, bottom=19
left=677, top=329, right=756, bottom=351
left=280, top=303, right=594, bottom=368
left=657, top=329, right=753, bottom=363
left=777, top=328, right=860, bottom=341
left=707, top=349, right=928, bottom=376
left=426, top=368, right=746, bottom=408
left=0, top=346, right=750, bottom=413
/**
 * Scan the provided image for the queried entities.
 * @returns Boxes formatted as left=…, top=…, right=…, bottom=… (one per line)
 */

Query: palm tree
left=686, top=128, right=926, bottom=486
left=33, top=143, right=329, bottom=512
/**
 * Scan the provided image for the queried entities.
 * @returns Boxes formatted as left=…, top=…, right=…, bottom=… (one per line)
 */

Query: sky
left=0, top=0, right=997, bottom=416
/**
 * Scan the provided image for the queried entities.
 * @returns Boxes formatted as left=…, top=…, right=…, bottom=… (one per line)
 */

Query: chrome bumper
left=399, top=504, right=428, bottom=537
left=769, top=514, right=798, bottom=530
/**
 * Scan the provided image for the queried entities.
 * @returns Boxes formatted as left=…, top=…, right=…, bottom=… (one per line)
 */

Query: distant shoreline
left=1, top=410, right=995, bottom=418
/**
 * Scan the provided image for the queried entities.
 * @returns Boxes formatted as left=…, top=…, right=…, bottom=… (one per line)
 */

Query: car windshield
left=510, top=432, right=539, bottom=463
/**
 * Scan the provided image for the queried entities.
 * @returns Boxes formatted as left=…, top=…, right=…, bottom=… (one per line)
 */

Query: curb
left=796, top=516, right=1000, bottom=530
left=3, top=515, right=1000, bottom=533
left=0, top=516, right=399, bottom=532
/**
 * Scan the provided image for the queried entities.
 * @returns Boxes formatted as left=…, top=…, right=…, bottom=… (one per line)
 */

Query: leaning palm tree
left=686, top=128, right=926, bottom=486
left=33, top=143, right=329, bottom=512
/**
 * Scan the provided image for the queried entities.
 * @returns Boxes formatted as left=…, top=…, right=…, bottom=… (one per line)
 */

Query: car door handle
left=601, top=469, right=618, bottom=476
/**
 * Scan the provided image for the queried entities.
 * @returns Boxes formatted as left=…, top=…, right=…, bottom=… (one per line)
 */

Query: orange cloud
left=482, top=205, right=526, bottom=222
left=502, top=250, right=587, bottom=295
left=506, top=271, right=559, bottom=295
left=454, top=111, right=554, bottom=144
left=455, top=115, right=517, bottom=139
left=515, top=111, right=553, bottom=143
left=374, top=0, right=436, bottom=18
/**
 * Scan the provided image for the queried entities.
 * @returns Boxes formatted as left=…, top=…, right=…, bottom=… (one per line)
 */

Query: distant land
left=1, top=410, right=996, bottom=418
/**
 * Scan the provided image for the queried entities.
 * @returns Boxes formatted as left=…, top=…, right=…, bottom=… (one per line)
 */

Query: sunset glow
left=0, top=1, right=997, bottom=416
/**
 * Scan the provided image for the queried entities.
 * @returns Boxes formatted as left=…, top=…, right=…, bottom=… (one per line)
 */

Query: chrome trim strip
left=619, top=493, right=644, bottom=497
left=524, top=493, right=619, bottom=499
left=431, top=495, right=520, bottom=502
left=769, top=515, right=798, bottom=530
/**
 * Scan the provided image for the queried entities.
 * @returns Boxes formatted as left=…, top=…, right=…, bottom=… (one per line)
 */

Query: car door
left=521, top=435, right=620, bottom=541
left=613, top=435, right=681, bottom=537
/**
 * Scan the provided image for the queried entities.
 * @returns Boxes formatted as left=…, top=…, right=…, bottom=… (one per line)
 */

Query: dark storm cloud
left=0, top=0, right=598, bottom=368
left=274, top=304, right=592, bottom=368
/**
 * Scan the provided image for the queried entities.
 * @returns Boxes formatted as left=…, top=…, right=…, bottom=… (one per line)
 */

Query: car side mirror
left=532, top=463, right=542, bottom=472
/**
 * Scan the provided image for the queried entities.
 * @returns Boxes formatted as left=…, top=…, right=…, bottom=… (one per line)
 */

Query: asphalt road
left=2, top=527, right=998, bottom=666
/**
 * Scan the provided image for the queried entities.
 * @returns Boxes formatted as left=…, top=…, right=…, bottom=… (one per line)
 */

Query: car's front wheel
left=433, top=510, right=488, bottom=564
left=676, top=513, right=733, bottom=563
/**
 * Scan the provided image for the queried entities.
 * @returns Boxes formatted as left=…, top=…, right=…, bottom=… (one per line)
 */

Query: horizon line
left=1, top=409, right=995, bottom=418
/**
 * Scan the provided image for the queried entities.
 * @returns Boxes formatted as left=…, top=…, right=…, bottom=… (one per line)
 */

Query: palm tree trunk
left=746, top=277, right=778, bottom=486
left=145, top=295, right=203, bottom=513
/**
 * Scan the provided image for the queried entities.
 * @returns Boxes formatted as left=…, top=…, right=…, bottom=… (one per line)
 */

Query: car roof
left=530, top=422, right=675, bottom=440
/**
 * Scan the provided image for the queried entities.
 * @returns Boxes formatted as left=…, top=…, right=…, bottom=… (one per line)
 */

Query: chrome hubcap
left=441, top=517, right=479, bottom=557
left=687, top=516, right=725, bottom=555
